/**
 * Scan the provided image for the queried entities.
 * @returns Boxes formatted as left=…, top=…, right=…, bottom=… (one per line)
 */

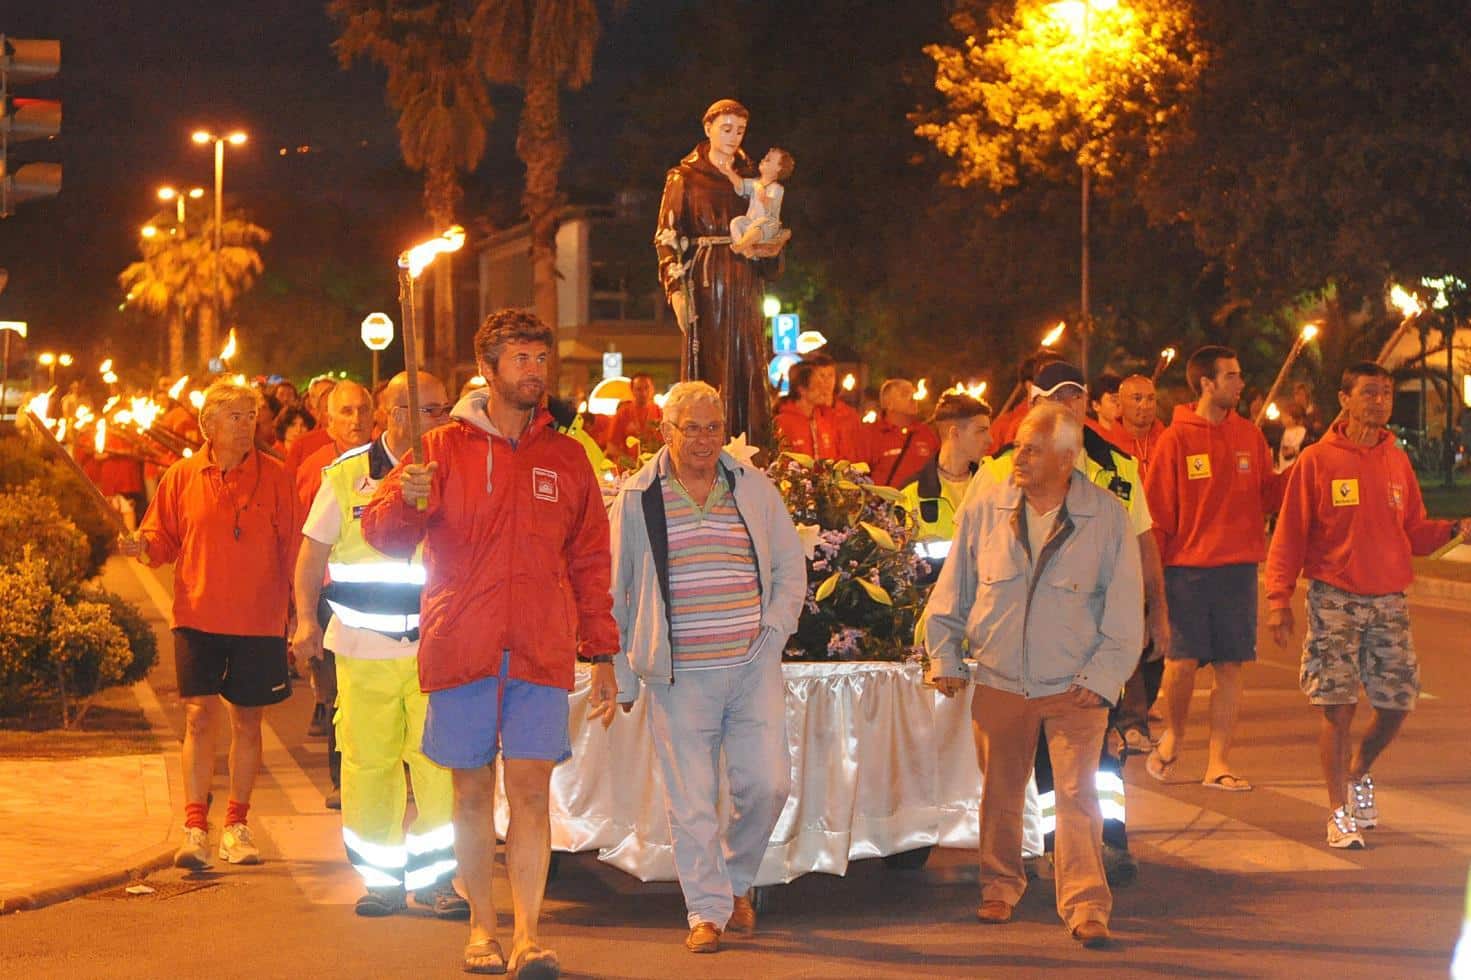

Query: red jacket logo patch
left=532, top=467, right=559, bottom=502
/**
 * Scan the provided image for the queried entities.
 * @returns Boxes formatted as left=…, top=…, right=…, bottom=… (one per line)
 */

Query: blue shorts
left=1164, top=563, right=1258, bottom=665
left=421, top=655, right=571, bottom=770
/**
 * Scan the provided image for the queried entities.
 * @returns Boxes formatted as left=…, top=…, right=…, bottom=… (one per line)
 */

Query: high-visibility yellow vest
left=321, top=441, right=425, bottom=637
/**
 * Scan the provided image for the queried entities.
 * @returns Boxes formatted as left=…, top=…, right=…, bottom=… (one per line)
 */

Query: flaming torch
left=1001, top=322, right=1069, bottom=415
left=218, top=328, right=238, bottom=370
left=1040, top=321, right=1066, bottom=348
left=1255, top=322, right=1322, bottom=426
left=1152, top=347, right=1177, bottom=382
left=19, top=393, right=130, bottom=536
left=397, top=226, right=465, bottom=506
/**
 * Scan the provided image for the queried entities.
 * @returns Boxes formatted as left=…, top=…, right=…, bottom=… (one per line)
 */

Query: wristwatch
left=583, top=654, right=614, bottom=665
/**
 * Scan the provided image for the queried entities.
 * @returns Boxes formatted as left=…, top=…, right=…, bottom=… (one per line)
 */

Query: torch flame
left=914, top=378, right=929, bottom=401
left=99, top=358, right=113, bottom=375
left=168, top=375, right=190, bottom=401
left=95, top=417, right=107, bottom=455
left=1265, top=402, right=1281, bottom=421
left=26, top=388, right=55, bottom=423
left=1161, top=347, right=1177, bottom=363
left=841, top=373, right=856, bottom=392
left=400, top=225, right=467, bottom=280
left=130, top=396, right=161, bottom=432
left=103, top=395, right=120, bottom=414
left=862, top=409, right=878, bottom=424
left=1300, top=323, right=1321, bottom=342
left=219, top=328, right=238, bottom=362
left=1388, top=284, right=1423, bottom=320
left=1041, top=321, right=1066, bottom=348
left=189, top=390, right=205, bottom=410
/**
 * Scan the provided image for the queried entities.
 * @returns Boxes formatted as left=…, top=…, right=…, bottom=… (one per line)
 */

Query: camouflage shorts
left=1301, top=580, right=1419, bottom=710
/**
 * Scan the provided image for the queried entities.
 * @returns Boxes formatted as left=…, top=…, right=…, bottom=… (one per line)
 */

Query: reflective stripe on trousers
left=1034, top=770, right=1127, bottom=836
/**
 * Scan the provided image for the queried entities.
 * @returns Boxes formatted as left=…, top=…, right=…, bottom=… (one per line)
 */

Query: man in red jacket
left=861, top=378, right=940, bottom=488
left=1267, top=362, right=1465, bottom=849
left=1144, top=346, right=1288, bottom=794
left=362, top=310, right=619, bottom=977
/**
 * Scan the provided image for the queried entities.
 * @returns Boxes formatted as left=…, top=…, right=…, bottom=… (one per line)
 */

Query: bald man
left=292, top=372, right=466, bottom=916
left=1106, top=375, right=1165, bottom=477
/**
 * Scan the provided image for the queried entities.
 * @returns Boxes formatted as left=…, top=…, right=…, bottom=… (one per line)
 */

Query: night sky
left=0, top=0, right=689, bottom=361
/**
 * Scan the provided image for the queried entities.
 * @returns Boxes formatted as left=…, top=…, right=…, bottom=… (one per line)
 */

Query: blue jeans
left=647, top=653, right=791, bottom=929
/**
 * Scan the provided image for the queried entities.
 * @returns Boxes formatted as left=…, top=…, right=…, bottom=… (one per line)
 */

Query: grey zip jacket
left=609, top=447, right=806, bottom=701
left=924, top=473, right=1143, bottom=705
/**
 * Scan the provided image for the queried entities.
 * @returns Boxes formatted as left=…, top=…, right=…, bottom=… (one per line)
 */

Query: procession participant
left=292, top=371, right=467, bottom=919
left=1266, top=362, right=1465, bottom=849
left=120, top=378, right=298, bottom=869
left=1107, top=374, right=1166, bottom=475
left=927, top=403, right=1142, bottom=948
left=604, top=372, right=663, bottom=465
left=296, top=380, right=379, bottom=783
left=609, top=380, right=805, bottom=954
left=900, top=392, right=992, bottom=552
left=283, top=375, right=338, bottom=477
left=362, top=309, right=619, bottom=978
left=1144, top=346, right=1288, bottom=792
left=773, top=360, right=840, bottom=459
left=655, top=98, right=779, bottom=447
left=973, top=360, right=1168, bottom=884
left=1088, top=373, right=1123, bottom=441
left=862, top=378, right=940, bottom=489
left=988, top=349, right=1064, bottom=454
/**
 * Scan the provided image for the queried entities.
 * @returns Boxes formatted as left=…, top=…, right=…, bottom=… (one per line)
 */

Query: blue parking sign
left=772, top=313, right=800, bottom=354
left=768, top=353, right=801, bottom=393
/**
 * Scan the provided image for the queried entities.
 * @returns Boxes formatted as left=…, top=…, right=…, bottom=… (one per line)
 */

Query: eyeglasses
left=673, top=421, right=725, bottom=439
left=396, top=403, right=452, bottom=418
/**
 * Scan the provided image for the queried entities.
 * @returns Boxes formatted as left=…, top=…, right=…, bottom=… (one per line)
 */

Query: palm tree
left=333, top=0, right=494, bottom=384
left=471, top=0, right=611, bottom=384
left=119, top=209, right=269, bottom=374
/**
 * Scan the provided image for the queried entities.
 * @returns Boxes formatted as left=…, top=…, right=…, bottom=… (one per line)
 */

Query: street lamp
left=1046, top=0, right=1119, bottom=381
left=37, top=350, right=71, bottom=387
left=191, top=129, right=247, bottom=361
left=157, top=184, right=205, bottom=225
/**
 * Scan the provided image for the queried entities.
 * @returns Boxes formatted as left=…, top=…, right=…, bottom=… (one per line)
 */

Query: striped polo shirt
left=662, top=467, right=762, bottom=669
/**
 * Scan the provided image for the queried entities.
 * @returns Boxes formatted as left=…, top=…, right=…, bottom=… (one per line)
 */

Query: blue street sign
left=768, top=353, right=801, bottom=394
left=772, top=313, right=800, bottom=355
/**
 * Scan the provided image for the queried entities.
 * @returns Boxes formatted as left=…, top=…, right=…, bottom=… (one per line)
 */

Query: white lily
left=795, top=522, right=822, bottom=561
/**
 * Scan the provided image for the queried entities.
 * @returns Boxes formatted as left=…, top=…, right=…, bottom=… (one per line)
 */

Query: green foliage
left=0, top=555, right=54, bottom=700
left=770, top=454, right=929, bottom=661
left=0, top=432, right=113, bottom=576
left=80, top=586, right=159, bottom=687
left=0, top=486, right=92, bottom=593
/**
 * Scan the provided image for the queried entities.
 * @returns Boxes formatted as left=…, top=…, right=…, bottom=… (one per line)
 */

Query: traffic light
left=1, top=36, right=62, bottom=216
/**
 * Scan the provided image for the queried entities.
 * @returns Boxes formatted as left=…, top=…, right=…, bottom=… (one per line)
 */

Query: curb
left=0, top=839, right=177, bottom=916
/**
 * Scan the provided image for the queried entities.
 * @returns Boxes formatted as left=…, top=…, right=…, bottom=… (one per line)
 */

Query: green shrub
left=0, top=486, right=91, bottom=593
left=0, top=431, right=112, bottom=577
left=80, top=585, right=159, bottom=685
left=0, top=554, right=53, bottom=706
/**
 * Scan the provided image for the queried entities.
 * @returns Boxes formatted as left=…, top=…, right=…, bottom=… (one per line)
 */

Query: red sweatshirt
left=1145, top=405, right=1286, bottom=568
left=1266, top=422, right=1455, bottom=607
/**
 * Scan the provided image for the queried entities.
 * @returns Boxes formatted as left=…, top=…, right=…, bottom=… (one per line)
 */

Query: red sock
left=184, top=802, right=208, bottom=832
left=225, top=800, right=249, bottom=827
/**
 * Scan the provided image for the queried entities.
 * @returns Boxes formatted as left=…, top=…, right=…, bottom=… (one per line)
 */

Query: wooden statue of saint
left=655, top=98, right=788, bottom=448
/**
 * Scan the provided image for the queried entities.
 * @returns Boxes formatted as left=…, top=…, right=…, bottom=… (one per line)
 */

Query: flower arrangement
left=767, top=452, right=931, bottom=662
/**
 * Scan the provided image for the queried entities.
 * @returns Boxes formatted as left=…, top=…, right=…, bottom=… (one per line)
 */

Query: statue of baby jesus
left=728, top=147, right=794, bottom=258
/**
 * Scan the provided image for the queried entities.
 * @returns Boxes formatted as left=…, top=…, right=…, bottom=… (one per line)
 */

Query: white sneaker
left=219, top=823, right=262, bottom=864
left=174, top=826, right=210, bottom=869
left=1326, top=806, right=1365, bottom=849
left=1348, top=773, right=1378, bottom=828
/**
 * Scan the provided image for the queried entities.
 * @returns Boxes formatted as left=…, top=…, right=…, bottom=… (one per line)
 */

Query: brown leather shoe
left=728, top=893, right=756, bottom=936
left=685, top=921, right=721, bottom=953
left=1071, top=919, right=1110, bottom=948
left=976, top=900, right=1013, bottom=924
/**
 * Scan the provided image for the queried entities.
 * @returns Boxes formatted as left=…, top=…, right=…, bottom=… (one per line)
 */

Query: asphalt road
left=2, top=568, right=1467, bottom=979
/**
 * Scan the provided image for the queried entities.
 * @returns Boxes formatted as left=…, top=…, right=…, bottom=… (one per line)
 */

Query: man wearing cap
left=966, top=360, right=1169, bottom=885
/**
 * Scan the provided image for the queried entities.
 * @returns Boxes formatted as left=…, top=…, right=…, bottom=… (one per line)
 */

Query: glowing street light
left=192, top=129, right=249, bottom=360
left=762, top=295, right=782, bottom=319
left=157, top=184, right=205, bottom=225
left=37, top=350, right=72, bottom=386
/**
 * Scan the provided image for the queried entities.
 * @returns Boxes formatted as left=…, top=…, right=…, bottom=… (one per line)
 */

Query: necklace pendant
left=234, top=525, right=241, bottom=540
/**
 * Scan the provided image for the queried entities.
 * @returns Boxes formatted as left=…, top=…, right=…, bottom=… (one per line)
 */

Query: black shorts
left=174, top=628, right=292, bottom=707
left=1163, top=563, right=1258, bottom=665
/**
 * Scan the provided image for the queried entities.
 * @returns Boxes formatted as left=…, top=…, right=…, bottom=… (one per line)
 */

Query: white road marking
left=1127, top=782, right=1360, bottom=873
left=255, top=814, right=361, bottom=905
left=1269, top=780, right=1471, bottom=857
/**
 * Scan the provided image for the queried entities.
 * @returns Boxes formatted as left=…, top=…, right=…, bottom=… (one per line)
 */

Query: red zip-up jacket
left=361, top=392, right=618, bottom=691
left=1266, top=422, right=1454, bottom=607
left=860, top=416, right=939, bottom=488
left=1145, top=405, right=1286, bottom=568
left=772, top=399, right=860, bottom=461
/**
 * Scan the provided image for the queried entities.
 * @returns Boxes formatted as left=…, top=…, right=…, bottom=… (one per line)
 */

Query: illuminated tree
left=914, top=0, right=1203, bottom=193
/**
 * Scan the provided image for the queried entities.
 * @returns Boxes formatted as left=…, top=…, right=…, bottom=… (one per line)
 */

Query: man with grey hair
left=609, top=380, right=805, bottom=954
left=123, top=378, right=300, bottom=869
left=926, top=402, right=1143, bottom=948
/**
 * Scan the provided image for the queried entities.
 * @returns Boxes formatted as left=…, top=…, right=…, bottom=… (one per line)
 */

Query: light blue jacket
left=609, top=448, right=806, bottom=701
left=924, top=473, right=1143, bottom=704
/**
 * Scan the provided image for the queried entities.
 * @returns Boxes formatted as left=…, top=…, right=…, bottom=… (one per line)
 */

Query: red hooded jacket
left=773, top=399, right=860, bottom=461
left=1266, top=422, right=1454, bottom=607
left=361, top=392, right=618, bottom=691
left=1145, top=405, right=1286, bottom=568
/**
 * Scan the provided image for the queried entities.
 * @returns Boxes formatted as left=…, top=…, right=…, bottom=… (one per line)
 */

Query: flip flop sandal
left=1145, top=746, right=1178, bottom=783
left=463, top=938, right=507, bottom=975
left=510, top=946, right=561, bottom=980
left=1202, top=773, right=1253, bottom=792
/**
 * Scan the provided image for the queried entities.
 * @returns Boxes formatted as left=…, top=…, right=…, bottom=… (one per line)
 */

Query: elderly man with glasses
left=608, top=380, right=806, bottom=954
